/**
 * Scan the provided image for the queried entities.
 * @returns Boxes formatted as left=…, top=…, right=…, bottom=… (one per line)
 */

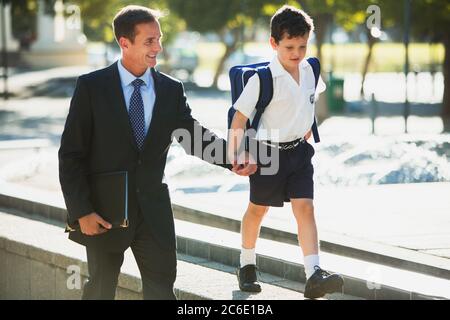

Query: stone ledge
left=174, top=219, right=450, bottom=300
left=0, top=211, right=318, bottom=300
left=1, top=184, right=449, bottom=280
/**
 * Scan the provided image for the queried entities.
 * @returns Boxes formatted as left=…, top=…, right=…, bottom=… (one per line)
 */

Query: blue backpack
left=227, top=57, right=321, bottom=143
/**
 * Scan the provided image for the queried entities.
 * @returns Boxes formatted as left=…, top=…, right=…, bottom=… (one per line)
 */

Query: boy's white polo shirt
left=233, top=56, right=326, bottom=143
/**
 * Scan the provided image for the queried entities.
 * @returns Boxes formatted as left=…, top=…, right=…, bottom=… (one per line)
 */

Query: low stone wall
left=0, top=212, right=143, bottom=300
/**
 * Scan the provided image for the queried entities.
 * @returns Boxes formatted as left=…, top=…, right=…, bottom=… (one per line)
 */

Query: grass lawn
left=195, top=42, right=445, bottom=75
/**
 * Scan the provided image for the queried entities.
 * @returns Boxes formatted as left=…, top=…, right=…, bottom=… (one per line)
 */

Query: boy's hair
left=270, top=5, right=314, bottom=43
left=113, top=5, right=163, bottom=44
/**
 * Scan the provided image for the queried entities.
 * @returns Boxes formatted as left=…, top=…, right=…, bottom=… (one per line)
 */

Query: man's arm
left=173, top=82, right=256, bottom=175
left=58, top=76, right=113, bottom=236
left=173, top=82, right=232, bottom=169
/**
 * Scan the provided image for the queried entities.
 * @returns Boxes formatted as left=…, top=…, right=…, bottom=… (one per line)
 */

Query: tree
left=72, top=0, right=182, bottom=45
left=329, top=0, right=391, bottom=98
left=73, top=0, right=183, bottom=72
left=371, top=0, right=450, bottom=130
left=11, top=0, right=38, bottom=50
left=296, top=0, right=334, bottom=65
left=295, top=0, right=362, bottom=120
left=167, top=0, right=278, bottom=87
left=407, top=0, right=450, bottom=130
left=332, top=0, right=373, bottom=98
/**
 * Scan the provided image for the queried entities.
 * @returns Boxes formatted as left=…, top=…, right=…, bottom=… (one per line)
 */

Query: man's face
left=270, top=32, right=309, bottom=70
left=120, top=21, right=163, bottom=69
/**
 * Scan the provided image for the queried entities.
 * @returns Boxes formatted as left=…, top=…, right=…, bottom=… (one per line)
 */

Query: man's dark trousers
left=81, top=210, right=176, bottom=300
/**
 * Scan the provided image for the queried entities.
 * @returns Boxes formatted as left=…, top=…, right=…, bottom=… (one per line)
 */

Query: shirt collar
left=117, top=59, right=153, bottom=89
left=269, top=56, right=310, bottom=78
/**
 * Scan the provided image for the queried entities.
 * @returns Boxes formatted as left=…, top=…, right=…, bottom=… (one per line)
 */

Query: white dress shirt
left=233, top=56, right=326, bottom=143
left=117, top=60, right=156, bottom=135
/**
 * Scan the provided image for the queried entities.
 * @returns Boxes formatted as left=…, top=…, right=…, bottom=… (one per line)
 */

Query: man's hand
left=78, top=212, right=112, bottom=236
left=232, top=151, right=257, bottom=176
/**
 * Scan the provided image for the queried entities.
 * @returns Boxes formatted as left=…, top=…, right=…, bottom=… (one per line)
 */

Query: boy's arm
left=228, top=110, right=248, bottom=164
left=304, top=130, right=312, bottom=141
left=228, top=73, right=260, bottom=162
left=228, top=111, right=257, bottom=177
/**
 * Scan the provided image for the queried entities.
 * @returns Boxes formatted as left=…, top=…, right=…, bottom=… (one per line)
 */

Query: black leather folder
left=65, top=171, right=129, bottom=232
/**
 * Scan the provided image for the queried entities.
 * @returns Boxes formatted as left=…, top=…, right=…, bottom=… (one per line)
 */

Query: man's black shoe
left=237, top=264, right=262, bottom=293
left=304, top=266, right=344, bottom=299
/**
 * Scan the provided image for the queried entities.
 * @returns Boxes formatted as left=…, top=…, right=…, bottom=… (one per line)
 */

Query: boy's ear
left=269, top=37, right=278, bottom=50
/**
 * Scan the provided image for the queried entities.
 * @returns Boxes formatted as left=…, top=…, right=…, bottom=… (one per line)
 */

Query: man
left=59, top=5, right=255, bottom=300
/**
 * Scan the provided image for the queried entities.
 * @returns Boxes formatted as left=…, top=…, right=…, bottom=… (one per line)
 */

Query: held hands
left=231, top=151, right=257, bottom=176
left=78, top=212, right=112, bottom=236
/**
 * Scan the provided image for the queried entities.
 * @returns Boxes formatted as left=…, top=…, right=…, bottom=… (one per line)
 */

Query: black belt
left=261, top=137, right=306, bottom=150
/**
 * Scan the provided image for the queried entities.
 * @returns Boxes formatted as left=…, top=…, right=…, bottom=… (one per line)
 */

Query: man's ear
left=269, top=37, right=278, bottom=50
left=119, top=37, right=130, bottom=51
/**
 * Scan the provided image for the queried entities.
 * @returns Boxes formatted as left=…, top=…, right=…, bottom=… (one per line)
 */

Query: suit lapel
left=106, top=62, right=140, bottom=152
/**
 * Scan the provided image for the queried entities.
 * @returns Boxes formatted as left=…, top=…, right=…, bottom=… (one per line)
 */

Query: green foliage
left=409, top=0, right=450, bottom=41
left=72, top=0, right=183, bottom=44
left=167, top=0, right=276, bottom=35
left=11, top=0, right=38, bottom=42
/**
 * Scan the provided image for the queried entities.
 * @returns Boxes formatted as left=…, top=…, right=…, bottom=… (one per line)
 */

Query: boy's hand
left=232, top=151, right=257, bottom=176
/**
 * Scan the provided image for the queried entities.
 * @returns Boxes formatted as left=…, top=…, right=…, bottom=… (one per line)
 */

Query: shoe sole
left=304, top=277, right=344, bottom=299
left=238, top=285, right=262, bottom=293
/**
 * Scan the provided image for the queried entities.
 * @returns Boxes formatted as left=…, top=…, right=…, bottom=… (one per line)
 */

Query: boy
left=228, top=5, right=344, bottom=299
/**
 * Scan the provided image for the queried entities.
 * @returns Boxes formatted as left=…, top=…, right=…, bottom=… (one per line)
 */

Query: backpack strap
left=307, top=57, right=321, bottom=143
left=248, top=66, right=273, bottom=134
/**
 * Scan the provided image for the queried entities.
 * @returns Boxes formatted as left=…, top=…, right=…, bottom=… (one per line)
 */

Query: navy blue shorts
left=249, top=140, right=315, bottom=207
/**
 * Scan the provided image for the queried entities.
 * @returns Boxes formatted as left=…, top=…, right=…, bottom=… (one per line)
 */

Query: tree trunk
left=442, top=34, right=450, bottom=132
left=311, top=14, right=331, bottom=123
left=360, top=30, right=377, bottom=98
left=212, top=28, right=240, bottom=88
left=296, top=0, right=329, bottom=62
left=314, top=14, right=329, bottom=64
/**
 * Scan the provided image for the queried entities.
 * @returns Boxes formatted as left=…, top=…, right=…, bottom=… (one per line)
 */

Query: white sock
left=240, top=247, right=256, bottom=267
left=304, top=254, right=320, bottom=279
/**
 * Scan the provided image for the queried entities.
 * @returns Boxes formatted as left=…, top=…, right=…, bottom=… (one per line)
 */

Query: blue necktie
left=129, top=79, right=146, bottom=150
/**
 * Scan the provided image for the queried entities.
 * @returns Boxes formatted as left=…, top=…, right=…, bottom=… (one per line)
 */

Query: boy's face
left=270, top=32, right=309, bottom=71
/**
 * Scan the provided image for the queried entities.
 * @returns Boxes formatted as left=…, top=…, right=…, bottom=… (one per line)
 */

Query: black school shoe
left=304, top=266, right=344, bottom=299
left=237, top=265, right=262, bottom=293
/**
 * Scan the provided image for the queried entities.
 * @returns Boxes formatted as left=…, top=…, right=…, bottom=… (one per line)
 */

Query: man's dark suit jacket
left=59, top=62, right=231, bottom=252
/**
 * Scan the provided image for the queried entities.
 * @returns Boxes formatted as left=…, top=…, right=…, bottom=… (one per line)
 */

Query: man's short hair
left=270, top=5, right=314, bottom=43
left=113, top=5, right=163, bottom=43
